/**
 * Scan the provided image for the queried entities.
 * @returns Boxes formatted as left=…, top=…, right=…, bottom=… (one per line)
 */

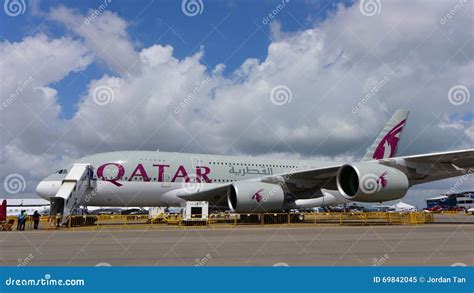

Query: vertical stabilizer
left=362, top=109, right=409, bottom=161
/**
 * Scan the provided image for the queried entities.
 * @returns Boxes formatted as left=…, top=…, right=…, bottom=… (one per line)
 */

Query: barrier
left=96, top=214, right=149, bottom=226
left=439, top=210, right=465, bottom=215
left=0, top=211, right=437, bottom=231
left=91, top=212, right=436, bottom=228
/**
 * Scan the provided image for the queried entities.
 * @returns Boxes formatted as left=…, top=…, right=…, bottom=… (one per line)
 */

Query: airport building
left=456, top=192, right=474, bottom=209
left=425, top=191, right=474, bottom=210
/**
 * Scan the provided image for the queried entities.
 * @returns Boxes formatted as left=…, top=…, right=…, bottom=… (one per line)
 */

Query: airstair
left=50, top=163, right=95, bottom=225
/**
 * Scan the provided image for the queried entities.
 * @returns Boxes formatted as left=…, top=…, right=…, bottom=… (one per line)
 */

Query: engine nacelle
left=227, top=182, right=284, bottom=213
left=336, top=163, right=409, bottom=202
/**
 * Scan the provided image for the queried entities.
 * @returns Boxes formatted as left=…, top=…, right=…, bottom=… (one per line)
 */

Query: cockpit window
left=55, top=169, right=68, bottom=174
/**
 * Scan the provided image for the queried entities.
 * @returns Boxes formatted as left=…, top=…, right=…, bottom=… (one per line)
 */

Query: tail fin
left=362, top=109, right=409, bottom=161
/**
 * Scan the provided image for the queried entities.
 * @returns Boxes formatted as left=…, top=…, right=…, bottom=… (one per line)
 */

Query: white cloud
left=465, top=125, right=474, bottom=141
left=0, top=33, right=93, bottom=197
left=0, top=34, right=92, bottom=87
left=0, top=33, right=92, bottom=156
left=49, top=6, right=139, bottom=74
left=1, top=0, right=473, bottom=202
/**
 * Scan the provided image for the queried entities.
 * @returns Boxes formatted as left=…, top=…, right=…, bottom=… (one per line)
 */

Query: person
left=56, top=213, right=62, bottom=228
left=21, top=210, right=28, bottom=231
left=33, top=211, right=40, bottom=230
left=17, top=211, right=23, bottom=231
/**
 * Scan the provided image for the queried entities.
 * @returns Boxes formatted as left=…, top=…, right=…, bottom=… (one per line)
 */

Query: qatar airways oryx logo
left=360, top=171, right=388, bottom=194
left=377, top=171, right=388, bottom=188
left=372, top=120, right=406, bottom=160
left=252, top=189, right=264, bottom=203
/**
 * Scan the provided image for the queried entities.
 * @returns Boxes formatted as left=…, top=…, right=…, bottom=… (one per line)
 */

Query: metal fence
left=1, top=211, right=437, bottom=231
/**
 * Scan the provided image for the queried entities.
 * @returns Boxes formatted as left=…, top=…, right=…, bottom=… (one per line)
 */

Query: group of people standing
left=16, top=210, right=41, bottom=230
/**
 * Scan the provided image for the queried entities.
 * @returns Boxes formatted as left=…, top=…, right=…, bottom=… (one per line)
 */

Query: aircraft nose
left=36, top=180, right=54, bottom=199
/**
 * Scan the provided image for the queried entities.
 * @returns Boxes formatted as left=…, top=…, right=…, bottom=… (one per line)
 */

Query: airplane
left=35, top=109, right=474, bottom=223
left=2, top=198, right=50, bottom=216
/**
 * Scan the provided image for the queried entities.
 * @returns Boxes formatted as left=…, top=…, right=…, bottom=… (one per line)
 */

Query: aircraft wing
left=177, top=164, right=343, bottom=206
left=392, top=149, right=474, bottom=186
left=271, top=149, right=474, bottom=188
left=177, top=184, right=231, bottom=208
left=178, top=149, right=474, bottom=206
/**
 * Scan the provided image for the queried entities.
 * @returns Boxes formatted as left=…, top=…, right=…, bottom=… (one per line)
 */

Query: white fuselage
left=36, top=151, right=350, bottom=209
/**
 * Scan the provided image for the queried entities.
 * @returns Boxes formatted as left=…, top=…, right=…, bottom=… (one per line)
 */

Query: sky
left=0, top=0, right=473, bottom=208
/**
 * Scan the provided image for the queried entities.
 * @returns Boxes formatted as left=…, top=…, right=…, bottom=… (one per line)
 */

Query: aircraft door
left=50, top=197, right=64, bottom=216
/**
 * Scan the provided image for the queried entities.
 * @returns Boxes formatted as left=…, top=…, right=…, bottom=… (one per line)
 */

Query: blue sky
left=1, top=0, right=351, bottom=118
left=1, top=0, right=472, bottom=204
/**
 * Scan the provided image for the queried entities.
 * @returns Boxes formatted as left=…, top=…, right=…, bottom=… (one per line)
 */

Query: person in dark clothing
left=32, top=211, right=40, bottom=230
left=20, top=210, right=27, bottom=231
left=17, top=211, right=23, bottom=231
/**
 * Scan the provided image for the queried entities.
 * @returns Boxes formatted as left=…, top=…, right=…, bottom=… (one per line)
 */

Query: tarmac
left=0, top=215, right=473, bottom=266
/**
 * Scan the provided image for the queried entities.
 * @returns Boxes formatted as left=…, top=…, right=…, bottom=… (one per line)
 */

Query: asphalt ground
left=1, top=215, right=473, bottom=266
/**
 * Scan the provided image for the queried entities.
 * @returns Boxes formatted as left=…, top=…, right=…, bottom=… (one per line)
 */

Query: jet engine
left=227, top=182, right=284, bottom=213
left=336, top=163, right=409, bottom=202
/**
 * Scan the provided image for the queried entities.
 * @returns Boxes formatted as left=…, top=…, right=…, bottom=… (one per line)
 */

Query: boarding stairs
left=50, top=163, right=95, bottom=225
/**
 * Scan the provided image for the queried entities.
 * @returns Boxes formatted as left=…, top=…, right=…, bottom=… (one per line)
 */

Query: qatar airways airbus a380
left=35, top=109, right=474, bottom=219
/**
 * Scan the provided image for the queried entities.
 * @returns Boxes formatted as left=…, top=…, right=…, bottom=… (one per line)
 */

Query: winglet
left=362, top=109, right=409, bottom=161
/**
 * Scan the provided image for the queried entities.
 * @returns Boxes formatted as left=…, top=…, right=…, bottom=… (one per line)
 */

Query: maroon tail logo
left=252, top=189, right=264, bottom=203
left=373, top=120, right=406, bottom=160
left=377, top=171, right=388, bottom=188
